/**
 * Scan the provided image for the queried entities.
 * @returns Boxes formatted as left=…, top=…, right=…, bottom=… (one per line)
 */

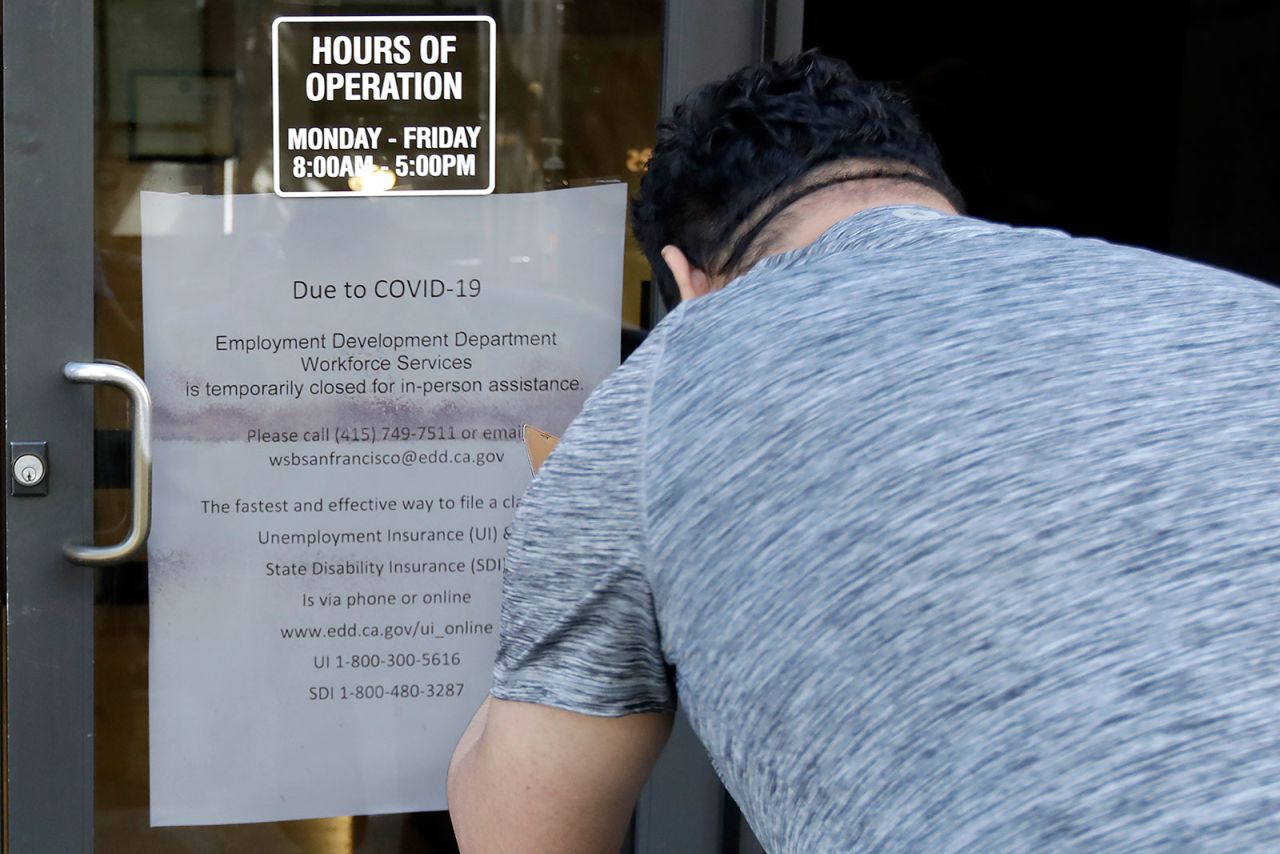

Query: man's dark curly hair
left=632, top=51, right=963, bottom=299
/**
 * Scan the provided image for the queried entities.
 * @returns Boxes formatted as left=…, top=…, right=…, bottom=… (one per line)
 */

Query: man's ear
left=660, top=245, right=715, bottom=303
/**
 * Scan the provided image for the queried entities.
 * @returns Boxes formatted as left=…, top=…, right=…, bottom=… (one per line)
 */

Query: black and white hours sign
left=272, top=16, right=495, bottom=197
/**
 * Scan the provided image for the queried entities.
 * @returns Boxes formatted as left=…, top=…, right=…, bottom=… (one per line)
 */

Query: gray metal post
left=661, top=0, right=763, bottom=114
left=772, top=0, right=805, bottom=59
left=3, top=0, right=97, bottom=850
left=634, top=2, right=764, bottom=852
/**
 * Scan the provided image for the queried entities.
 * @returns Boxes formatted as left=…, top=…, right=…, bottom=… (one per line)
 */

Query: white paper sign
left=141, top=185, right=625, bottom=826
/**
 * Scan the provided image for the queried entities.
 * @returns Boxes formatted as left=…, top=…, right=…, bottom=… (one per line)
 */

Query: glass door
left=4, top=1, right=768, bottom=851
left=90, top=2, right=661, bottom=850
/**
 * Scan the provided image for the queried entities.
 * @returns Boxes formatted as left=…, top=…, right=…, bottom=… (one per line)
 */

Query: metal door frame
left=3, top=0, right=97, bottom=851
left=0, top=0, right=801, bottom=850
left=634, top=2, right=799, bottom=852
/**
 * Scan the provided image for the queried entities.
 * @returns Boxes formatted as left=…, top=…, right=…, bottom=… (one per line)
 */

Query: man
left=449, top=52, right=1280, bottom=852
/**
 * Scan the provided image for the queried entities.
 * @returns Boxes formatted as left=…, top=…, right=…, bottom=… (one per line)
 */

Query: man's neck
left=718, top=159, right=959, bottom=283
left=756, top=183, right=956, bottom=265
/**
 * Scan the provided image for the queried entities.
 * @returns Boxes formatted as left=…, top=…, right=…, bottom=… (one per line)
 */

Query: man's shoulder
left=779, top=210, right=1277, bottom=302
left=946, top=215, right=1276, bottom=293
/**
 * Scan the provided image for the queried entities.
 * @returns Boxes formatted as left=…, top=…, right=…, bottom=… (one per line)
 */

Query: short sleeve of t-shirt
left=489, top=325, right=674, bottom=717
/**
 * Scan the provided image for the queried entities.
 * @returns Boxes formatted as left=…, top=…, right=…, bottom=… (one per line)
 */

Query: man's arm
left=448, top=697, right=673, bottom=853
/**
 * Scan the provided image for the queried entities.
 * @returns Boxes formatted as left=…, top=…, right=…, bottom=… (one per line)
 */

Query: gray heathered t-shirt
left=491, top=206, right=1280, bottom=852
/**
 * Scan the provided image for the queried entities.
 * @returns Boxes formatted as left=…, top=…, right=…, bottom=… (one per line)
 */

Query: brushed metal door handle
left=62, top=361, right=152, bottom=565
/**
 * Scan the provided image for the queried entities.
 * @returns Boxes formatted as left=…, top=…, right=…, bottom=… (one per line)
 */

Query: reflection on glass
left=93, top=1, right=662, bottom=850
